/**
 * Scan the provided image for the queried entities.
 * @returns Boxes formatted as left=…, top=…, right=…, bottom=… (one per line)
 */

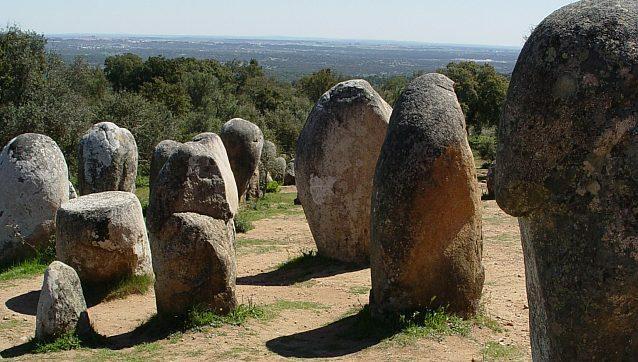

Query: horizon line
left=43, top=32, right=523, bottom=50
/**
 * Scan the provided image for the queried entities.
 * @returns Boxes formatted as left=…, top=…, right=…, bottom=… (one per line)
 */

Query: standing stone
left=220, top=118, right=264, bottom=200
left=56, top=191, right=153, bottom=285
left=284, top=160, right=296, bottom=186
left=370, top=74, right=484, bottom=319
left=262, top=141, right=277, bottom=168
left=495, top=1, right=638, bottom=359
left=35, top=261, right=90, bottom=341
left=150, top=140, right=181, bottom=186
left=152, top=212, right=236, bottom=315
left=0, top=134, right=69, bottom=267
left=148, top=135, right=239, bottom=231
left=296, top=79, right=391, bottom=264
left=245, top=167, right=262, bottom=201
left=78, top=122, right=138, bottom=195
left=147, top=136, right=238, bottom=316
left=271, top=157, right=287, bottom=184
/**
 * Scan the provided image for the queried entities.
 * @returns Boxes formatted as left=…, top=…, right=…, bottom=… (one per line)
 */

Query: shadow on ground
left=237, top=253, right=367, bottom=286
left=266, top=308, right=393, bottom=358
left=5, top=290, right=40, bottom=315
left=0, top=313, right=179, bottom=358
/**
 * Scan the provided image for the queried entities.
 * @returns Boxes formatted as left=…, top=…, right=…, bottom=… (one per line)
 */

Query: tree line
left=0, top=27, right=508, bottom=177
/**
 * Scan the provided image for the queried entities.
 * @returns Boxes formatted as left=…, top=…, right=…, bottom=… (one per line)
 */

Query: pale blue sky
left=1, top=0, right=577, bottom=46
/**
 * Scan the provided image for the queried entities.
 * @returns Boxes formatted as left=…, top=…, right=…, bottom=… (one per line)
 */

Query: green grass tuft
left=0, top=241, right=56, bottom=282
left=473, top=311, right=503, bottom=333
left=392, top=309, right=472, bottom=345
left=33, top=328, right=105, bottom=354
left=342, top=305, right=472, bottom=346
left=186, top=303, right=267, bottom=329
left=102, top=274, right=154, bottom=301
left=482, top=341, right=523, bottom=361
left=34, top=332, right=82, bottom=353
left=234, top=211, right=255, bottom=233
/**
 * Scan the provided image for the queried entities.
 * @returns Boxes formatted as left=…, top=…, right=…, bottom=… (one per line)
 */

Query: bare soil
left=0, top=187, right=530, bottom=361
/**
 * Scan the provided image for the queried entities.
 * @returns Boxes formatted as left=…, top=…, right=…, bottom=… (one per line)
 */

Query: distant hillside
left=46, top=35, right=520, bottom=80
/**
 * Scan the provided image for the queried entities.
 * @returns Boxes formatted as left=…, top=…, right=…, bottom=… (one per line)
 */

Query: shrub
left=234, top=211, right=254, bottom=233
left=266, top=181, right=281, bottom=193
left=469, top=135, right=497, bottom=161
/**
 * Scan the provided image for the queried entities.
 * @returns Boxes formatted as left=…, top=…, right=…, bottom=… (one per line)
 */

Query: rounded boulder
left=0, top=134, right=69, bottom=267
left=220, top=118, right=264, bottom=200
left=78, top=122, right=138, bottom=195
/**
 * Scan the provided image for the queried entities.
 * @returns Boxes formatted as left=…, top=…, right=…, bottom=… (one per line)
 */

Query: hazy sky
left=1, top=0, right=577, bottom=46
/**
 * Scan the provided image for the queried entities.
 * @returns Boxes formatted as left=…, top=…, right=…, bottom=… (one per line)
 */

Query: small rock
left=35, top=261, right=90, bottom=341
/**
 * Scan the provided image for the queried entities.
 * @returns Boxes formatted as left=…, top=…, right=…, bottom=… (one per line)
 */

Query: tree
left=438, top=62, right=509, bottom=133
left=0, top=26, right=47, bottom=107
left=104, top=53, right=144, bottom=91
left=296, top=68, right=345, bottom=103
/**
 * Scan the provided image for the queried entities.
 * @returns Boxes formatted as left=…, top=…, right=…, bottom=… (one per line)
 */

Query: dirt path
left=0, top=191, right=530, bottom=361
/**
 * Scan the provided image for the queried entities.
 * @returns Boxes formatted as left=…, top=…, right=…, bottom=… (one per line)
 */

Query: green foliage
left=343, top=305, right=471, bottom=345
left=295, top=68, right=345, bottom=102
left=265, top=181, right=281, bottom=193
left=393, top=309, right=472, bottom=344
left=469, top=134, right=497, bottom=161
left=102, top=274, right=154, bottom=301
left=234, top=211, right=255, bottom=233
left=32, top=329, right=105, bottom=354
left=438, top=62, right=509, bottom=133
left=0, top=27, right=312, bottom=178
left=33, top=332, right=82, bottom=353
left=186, top=303, right=267, bottom=329
left=0, top=26, right=47, bottom=107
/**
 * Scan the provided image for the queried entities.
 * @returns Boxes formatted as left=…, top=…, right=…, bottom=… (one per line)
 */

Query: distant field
left=46, top=35, right=520, bottom=80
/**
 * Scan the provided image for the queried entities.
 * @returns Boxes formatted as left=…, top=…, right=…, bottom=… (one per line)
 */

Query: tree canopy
left=0, top=27, right=508, bottom=176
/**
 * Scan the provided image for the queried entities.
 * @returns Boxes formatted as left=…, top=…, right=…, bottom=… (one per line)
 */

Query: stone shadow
left=237, top=253, right=367, bottom=286
left=0, top=313, right=179, bottom=358
left=265, top=307, right=393, bottom=358
left=5, top=290, right=40, bottom=316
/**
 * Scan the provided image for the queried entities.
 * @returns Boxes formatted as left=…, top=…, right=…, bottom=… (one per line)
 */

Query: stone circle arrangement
left=0, top=1, right=636, bottom=359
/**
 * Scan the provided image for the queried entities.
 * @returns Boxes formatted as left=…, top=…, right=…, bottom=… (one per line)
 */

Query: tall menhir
left=495, top=0, right=638, bottom=359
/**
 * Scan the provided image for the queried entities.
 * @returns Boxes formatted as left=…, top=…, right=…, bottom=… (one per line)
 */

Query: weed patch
left=482, top=341, right=523, bottom=361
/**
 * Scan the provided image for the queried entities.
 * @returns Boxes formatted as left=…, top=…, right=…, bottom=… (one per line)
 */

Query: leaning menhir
left=0, top=134, right=70, bottom=267
left=56, top=191, right=153, bottom=285
left=370, top=74, right=484, bottom=319
left=495, top=1, right=638, bottom=359
left=147, top=134, right=238, bottom=316
left=296, top=79, right=391, bottom=264
left=78, top=122, right=138, bottom=195
left=220, top=118, right=264, bottom=200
